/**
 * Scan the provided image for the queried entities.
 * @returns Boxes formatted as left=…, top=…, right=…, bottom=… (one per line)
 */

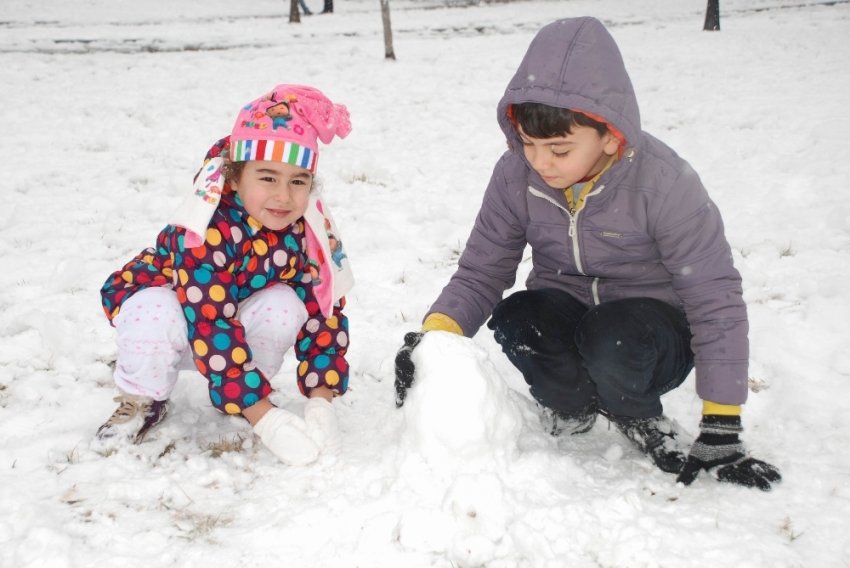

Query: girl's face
left=230, top=161, right=312, bottom=231
left=518, top=125, right=619, bottom=190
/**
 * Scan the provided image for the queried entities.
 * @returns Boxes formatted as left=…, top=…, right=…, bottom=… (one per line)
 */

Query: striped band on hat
left=231, top=139, right=318, bottom=173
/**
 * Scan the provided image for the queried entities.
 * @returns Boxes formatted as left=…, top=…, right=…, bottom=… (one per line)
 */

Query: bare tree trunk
left=703, top=0, right=720, bottom=31
left=380, top=0, right=396, bottom=60
left=290, top=0, right=301, bottom=24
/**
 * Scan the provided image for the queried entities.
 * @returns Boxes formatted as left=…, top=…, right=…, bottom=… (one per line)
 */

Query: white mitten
left=252, top=407, right=320, bottom=466
left=304, top=397, right=342, bottom=455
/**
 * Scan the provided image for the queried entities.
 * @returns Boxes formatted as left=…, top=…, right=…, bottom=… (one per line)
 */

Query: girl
left=98, top=85, right=353, bottom=466
left=395, top=18, right=780, bottom=490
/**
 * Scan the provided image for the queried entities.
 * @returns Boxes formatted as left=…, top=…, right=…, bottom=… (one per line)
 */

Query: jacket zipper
left=566, top=207, right=584, bottom=274
left=528, top=149, right=635, bottom=305
left=529, top=184, right=607, bottom=305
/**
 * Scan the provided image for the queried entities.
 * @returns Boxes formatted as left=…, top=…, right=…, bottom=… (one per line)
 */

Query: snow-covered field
left=2, top=0, right=849, bottom=565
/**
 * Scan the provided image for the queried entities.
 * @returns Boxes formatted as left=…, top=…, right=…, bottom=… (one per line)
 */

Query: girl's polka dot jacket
left=101, top=154, right=349, bottom=415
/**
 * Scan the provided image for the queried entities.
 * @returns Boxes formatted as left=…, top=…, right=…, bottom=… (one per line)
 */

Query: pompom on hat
left=229, top=84, right=352, bottom=174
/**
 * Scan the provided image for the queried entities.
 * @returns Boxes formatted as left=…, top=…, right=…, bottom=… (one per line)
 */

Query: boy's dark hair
left=510, top=103, right=609, bottom=138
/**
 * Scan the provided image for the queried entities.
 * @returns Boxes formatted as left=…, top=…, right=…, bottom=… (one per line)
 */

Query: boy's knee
left=576, top=299, right=662, bottom=350
left=575, top=302, right=652, bottom=377
left=577, top=307, right=623, bottom=356
left=488, top=289, right=578, bottom=350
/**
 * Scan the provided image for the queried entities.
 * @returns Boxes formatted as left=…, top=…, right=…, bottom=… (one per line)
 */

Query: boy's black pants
left=487, top=289, right=694, bottom=419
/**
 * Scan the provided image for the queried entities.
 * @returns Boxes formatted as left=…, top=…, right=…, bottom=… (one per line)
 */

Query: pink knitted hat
left=230, top=84, right=352, bottom=174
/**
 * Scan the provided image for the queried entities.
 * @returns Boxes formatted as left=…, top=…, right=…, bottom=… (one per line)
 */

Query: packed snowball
left=401, top=331, right=522, bottom=469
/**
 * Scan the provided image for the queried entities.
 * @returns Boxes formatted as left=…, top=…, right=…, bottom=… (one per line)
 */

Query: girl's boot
left=96, top=392, right=169, bottom=444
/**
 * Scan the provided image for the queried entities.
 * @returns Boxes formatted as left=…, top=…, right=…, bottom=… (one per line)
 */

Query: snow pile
left=395, top=332, right=521, bottom=566
left=396, top=472, right=515, bottom=567
left=402, top=331, right=522, bottom=469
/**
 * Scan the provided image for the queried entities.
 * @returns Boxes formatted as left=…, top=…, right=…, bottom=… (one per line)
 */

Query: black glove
left=394, top=332, right=424, bottom=407
left=677, top=415, right=781, bottom=491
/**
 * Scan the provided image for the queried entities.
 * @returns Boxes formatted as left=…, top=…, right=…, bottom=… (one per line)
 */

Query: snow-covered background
left=2, top=0, right=849, bottom=565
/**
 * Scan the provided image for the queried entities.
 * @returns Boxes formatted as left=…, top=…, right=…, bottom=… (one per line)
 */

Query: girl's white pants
left=112, top=284, right=309, bottom=400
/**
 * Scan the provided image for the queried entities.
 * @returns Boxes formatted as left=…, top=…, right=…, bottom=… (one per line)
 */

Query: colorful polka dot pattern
left=102, top=152, right=349, bottom=412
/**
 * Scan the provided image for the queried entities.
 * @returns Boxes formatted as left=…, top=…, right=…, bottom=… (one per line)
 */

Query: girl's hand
left=253, top=407, right=320, bottom=466
left=304, top=397, right=342, bottom=455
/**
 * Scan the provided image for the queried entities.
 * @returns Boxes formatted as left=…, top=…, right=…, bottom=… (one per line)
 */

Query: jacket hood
left=497, top=17, right=641, bottom=155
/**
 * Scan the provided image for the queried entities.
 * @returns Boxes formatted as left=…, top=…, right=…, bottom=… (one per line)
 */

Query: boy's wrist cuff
left=702, top=400, right=742, bottom=416
left=421, top=313, right=464, bottom=335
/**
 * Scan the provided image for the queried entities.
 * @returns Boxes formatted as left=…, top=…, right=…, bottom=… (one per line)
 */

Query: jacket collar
left=526, top=146, right=638, bottom=202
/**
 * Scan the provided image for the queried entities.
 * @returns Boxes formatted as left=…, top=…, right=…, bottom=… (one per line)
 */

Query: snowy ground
left=2, top=0, right=850, bottom=565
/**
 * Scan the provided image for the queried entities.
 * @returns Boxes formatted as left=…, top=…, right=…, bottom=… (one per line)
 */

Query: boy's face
left=518, top=125, right=620, bottom=190
left=230, top=161, right=312, bottom=231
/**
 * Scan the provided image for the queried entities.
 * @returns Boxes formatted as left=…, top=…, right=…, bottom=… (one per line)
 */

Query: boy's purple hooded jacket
left=426, top=17, right=749, bottom=405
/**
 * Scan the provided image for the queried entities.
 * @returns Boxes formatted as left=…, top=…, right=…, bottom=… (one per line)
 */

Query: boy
left=395, top=17, right=780, bottom=490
